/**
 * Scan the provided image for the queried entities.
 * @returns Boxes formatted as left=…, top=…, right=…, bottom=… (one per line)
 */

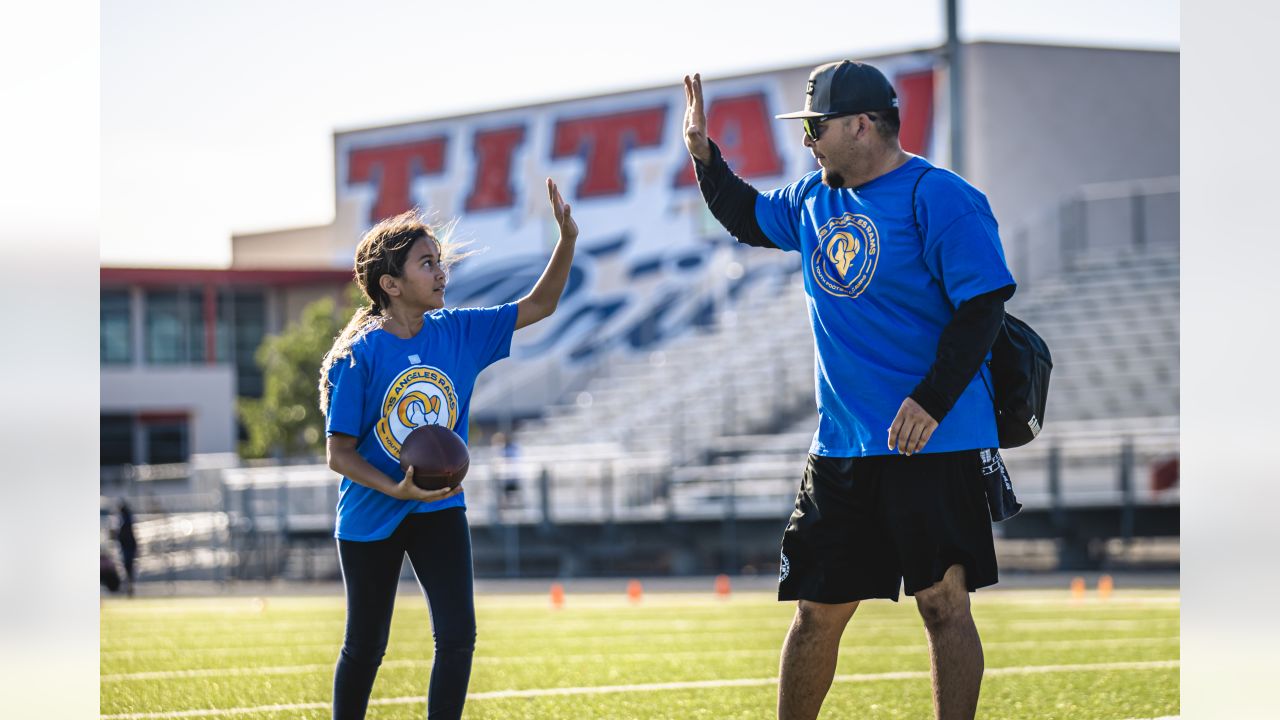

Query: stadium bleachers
left=1008, top=247, right=1180, bottom=422
left=510, top=240, right=1180, bottom=520
left=515, top=244, right=1179, bottom=446
left=513, top=266, right=815, bottom=461
left=104, top=219, right=1180, bottom=582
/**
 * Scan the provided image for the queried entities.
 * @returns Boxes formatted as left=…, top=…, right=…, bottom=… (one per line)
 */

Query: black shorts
left=778, top=450, right=998, bottom=603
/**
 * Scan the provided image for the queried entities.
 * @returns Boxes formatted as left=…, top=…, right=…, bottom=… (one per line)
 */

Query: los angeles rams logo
left=375, top=365, right=459, bottom=460
left=810, top=213, right=880, bottom=299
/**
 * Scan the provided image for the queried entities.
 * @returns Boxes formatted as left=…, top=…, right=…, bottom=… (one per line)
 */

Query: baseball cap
left=776, top=60, right=899, bottom=119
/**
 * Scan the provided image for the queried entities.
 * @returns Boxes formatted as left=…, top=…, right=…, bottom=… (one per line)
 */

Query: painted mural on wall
left=333, top=56, right=938, bottom=416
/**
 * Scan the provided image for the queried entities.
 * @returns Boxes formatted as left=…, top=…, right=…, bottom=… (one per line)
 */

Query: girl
left=319, top=179, right=578, bottom=719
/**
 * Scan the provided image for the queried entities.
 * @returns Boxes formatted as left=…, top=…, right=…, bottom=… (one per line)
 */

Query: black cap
left=776, top=60, right=899, bottom=119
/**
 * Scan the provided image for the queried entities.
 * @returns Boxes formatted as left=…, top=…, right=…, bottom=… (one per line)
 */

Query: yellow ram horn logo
left=826, top=231, right=860, bottom=278
left=396, top=391, right=441, bottom=427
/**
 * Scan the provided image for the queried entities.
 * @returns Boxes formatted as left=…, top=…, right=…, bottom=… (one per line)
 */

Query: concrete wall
left=231, top=224, right=340, bottom=269
left=101, top=366, right=237, bottom=454
left=963, top=43, right=1179, bottom=278
left=231, top=196, right=374, bottom=270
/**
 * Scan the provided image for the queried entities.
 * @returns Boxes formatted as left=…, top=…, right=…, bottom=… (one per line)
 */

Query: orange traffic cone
left=1097, top=574, right=1114, bottom=601
left=715, top=574, right=731, bottom=599
left=1070, top=576, right=1086, bottom=602
left=627, top=579, right=643, bottom=604
left=550, top=582, right=565, bottom=610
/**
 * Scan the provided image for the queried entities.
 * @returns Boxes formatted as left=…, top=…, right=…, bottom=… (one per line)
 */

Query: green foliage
left=237, top=288, right=355, bottom=459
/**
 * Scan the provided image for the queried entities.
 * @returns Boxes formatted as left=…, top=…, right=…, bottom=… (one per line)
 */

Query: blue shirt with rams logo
left=325, top=303, right=518, bottom=540
left=755, top=157, right=1015, bottom=457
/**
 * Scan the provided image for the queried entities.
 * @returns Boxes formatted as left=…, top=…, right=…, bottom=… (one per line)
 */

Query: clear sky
left=101, top=0, right=1179, bottom=267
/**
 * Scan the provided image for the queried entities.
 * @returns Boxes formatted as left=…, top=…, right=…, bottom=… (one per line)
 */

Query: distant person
left=491, top=432, right=522, bottom=508
left=682, top=62, right=1016, bottom=720
left=116, top=500, right=137, bottom=597
left=318, top=179, right=579, bottom=720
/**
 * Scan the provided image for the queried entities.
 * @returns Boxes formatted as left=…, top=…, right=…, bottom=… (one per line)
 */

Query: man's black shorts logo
left=979, top=449, right=1022, bottom=521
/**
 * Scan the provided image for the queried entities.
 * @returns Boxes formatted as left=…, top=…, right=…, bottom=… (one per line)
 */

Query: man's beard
left=821, top=167, right=846, bottom=188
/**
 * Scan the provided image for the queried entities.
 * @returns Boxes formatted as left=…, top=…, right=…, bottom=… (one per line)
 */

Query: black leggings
left=333, top=508, right=475, bottom=720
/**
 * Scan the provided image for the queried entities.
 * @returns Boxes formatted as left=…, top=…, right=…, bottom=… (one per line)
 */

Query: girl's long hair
left=318, top=209, right=466, bottom=415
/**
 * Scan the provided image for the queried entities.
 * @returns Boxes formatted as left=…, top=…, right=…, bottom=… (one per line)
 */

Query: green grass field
left=101, top=586, right=1179, bottom=719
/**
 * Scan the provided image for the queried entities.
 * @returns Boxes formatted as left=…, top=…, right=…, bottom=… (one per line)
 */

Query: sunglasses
left=802, top=112, right=878, bottom=142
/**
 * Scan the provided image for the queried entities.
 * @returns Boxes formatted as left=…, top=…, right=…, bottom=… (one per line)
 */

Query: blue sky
left=100, top=0, right=1179, bottom=267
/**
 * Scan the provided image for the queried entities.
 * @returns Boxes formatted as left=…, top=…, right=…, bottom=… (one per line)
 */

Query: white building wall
left=963, top=43, right=1179, bottom=279
left=101, top=366, right=237, bottom=454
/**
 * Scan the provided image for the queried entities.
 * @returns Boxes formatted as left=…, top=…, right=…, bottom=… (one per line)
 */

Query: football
left=398, top=424, right=470, bottom=491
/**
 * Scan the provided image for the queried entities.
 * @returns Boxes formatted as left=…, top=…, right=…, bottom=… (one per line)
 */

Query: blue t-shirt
left=324, top=303, right=518, bottom=540
left=755, top=157, right=1016, bottom=457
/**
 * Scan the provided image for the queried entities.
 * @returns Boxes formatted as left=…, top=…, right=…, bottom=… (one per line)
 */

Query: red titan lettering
left=465, top=126, right=526, bottom=212
left=347, top=137, right=448, bottom=223
left=552, top=107, right=666, bottom=197
left=895, top=70, right=935, bottom=156
left=675, top=93, right=785, bottom=186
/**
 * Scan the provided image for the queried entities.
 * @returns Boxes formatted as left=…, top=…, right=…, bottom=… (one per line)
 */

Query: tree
left=238, top=288, right=355, bottom=459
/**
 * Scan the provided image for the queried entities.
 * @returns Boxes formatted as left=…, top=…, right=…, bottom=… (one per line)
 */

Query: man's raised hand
left=683, top=73, right=711, bottom=164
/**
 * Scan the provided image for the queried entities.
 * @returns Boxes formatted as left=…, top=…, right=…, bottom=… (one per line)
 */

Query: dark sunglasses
left=802, top=112, right=878, bottom=142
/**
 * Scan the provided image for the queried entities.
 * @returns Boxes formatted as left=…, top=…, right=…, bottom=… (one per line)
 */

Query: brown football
left=398, top=425, right=470, bottom=491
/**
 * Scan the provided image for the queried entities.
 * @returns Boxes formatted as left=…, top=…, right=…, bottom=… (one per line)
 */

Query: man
left=682, top=61, right=1016, bottom=720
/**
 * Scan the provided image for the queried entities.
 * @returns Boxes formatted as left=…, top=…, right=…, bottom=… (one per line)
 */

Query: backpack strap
left=911, top=165, right=998, bottom=406
left=910, top=166, right=935, bottom=242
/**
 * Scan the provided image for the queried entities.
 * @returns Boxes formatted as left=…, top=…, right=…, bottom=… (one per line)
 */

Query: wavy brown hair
left=318, top=209, right=467, bottom=414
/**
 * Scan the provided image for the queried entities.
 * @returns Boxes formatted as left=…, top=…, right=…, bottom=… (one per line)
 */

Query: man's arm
left=887, top=284, right=1013, bottom=455
left=684, top=73, right=776, bottom=249
left=693, top=139, right=776, bottom=249
left=910, top=284, right=1014, bottom=420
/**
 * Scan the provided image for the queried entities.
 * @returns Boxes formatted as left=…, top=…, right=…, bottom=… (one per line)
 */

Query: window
left=101, top=290, right=133, bottom=364
left=230, top=290, right=267, bottom=398
left=145, top=288, right=189, bottom=361
left=144, top=288, right=209, bottom=364
left=101, top=414, right=135, bottom=466
left=214, top=290, right=235, bottom=364
left=143, top=418, right=188, bottom=464
left=136, top=284, right=268, bottom=396
left=100, top=413, right=190, bottom=466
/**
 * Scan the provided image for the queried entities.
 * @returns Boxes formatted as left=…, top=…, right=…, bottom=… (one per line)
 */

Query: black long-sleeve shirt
left=692, top=139, right=1011, bottom=422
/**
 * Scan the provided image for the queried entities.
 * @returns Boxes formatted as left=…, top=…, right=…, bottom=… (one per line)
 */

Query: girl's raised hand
left=546, top=178, right=578, bottom=241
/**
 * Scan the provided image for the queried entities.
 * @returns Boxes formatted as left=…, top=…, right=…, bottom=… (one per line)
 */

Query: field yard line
left=100, top=635, right=1178, bottom=682
left=101, top=642, right=338, bottom=660
left=98, top=659, right=1179, bottom=718
left=102, top=617, right=1177, bottom=657
left=979, top=659, right=1179, bottom=677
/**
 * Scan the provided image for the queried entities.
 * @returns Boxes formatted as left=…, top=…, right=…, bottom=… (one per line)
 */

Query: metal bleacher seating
left=511, top=241, right=1180, bottom=521
left=514, top=268, right=815, bottom=462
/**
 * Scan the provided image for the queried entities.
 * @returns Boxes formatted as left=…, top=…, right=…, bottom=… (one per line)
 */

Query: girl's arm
left=516, top=178, right=579, bottom=330
left=326, top=433, right=459, bottom=502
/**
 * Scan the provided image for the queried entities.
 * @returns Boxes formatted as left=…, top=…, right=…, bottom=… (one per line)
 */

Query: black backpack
left=913, top=168, right=1053, bottom=448
left=983, top=313, right=1053, bottom=448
